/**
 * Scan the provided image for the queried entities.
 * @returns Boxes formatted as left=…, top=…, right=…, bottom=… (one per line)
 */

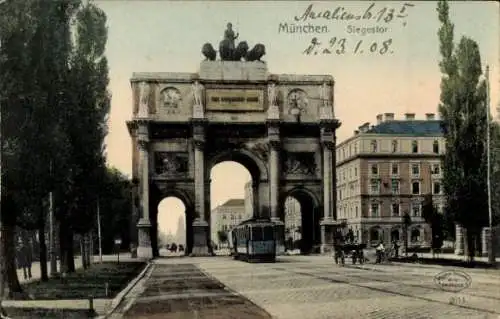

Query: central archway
left=280, top=187, right=321, bottom=255
left=207, top=149, right=267, bottom=252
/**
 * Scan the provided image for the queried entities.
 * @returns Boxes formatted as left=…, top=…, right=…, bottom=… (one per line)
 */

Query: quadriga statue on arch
left=201, top=22, right=266, bottom=62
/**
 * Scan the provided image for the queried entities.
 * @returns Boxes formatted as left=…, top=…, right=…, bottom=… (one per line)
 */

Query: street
left=120, top=256, right=500, bottom=319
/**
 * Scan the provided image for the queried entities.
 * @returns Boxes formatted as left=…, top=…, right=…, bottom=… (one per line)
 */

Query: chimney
left=404, top=113, right=415, bottom=120
left=376, top=114, right=383, bottom=125
left=358, top=122, right=370, bottom=133
left=425, top=113, right=435, bottom=120
left=384, top=113, right=395, bottom=121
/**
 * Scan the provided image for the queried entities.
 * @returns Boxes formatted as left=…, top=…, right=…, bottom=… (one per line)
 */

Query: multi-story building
left=336, top=112, right=445, bottom=247
left=211, top=199, right=248, bottom=246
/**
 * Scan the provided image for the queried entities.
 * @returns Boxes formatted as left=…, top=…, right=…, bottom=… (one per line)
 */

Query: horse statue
left=202, top=43, right=217, bottom=61
left=245, top=43, right=266, bottom=62
left=233, top=41, right=249, bottom=61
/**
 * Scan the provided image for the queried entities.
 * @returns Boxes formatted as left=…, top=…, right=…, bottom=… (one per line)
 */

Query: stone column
left=136, top=122, right=153, bottom=259
left=267, top=121, right=284, bottom=254
left=191, top=121, right=210, bottom=256
left=320, top=120, right=341, bottom=253
left=455, top=223, right=464, bottom=255
left=252, top=182, right=259, bottom=218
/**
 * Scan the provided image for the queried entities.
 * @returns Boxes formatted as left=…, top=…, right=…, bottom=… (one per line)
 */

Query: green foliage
left=437, top=0, right=489, bottom=259
left=97, top=168, right=132, bottom=254
left=422, top=194, right=444, bottom=250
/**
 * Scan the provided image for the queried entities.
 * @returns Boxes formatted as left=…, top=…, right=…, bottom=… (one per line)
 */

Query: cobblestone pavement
left=120, top=262, right=272, bottom=319
left=155, top=256, right=500, bottom=319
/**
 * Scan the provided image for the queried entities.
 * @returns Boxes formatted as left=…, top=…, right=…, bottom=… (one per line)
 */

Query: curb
left=98, top=261, right=153, bottom=319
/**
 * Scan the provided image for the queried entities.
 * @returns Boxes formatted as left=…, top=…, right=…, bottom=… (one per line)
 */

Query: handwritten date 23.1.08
left=303, top=37, right=393, bottom=55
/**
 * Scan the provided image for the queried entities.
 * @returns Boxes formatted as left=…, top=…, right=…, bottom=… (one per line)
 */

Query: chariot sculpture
left=201, top=23, right=266, bottom=62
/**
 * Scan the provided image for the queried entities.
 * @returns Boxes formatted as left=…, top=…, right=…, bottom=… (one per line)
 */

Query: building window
left=370, top=179, right=380, bottom=194
left=355, top=206, right=358, bottom=217
left=411, top=181, right=420, bottom=195
left=411, top=228, right=421, bottom=242
left=433, top=182, right=441, bottom=195
left=412, top=140, right=418, bottom=153
left=354, top=144, right=358, bottom=154
left=370, top=164, right=378, bottom=175
left=411, top=163, right=420, bottom=177
left=354, top=167, right=358, bottom=177
left=433, top=140, right=439, bottom=154
left=371, top=140, right=378, bottom=152
left=391, top=179, right=400, bottom=194
left=391, top=203, right=400, bottom=216
left=391, top=163, right=399, bottom=175
left=370, top=203, right=379, bottom=217
left=431, top=164, right=440, bottom=175
left=411, top=203, right=421, bottom=217
left=392, top=140, right=398, bottom=153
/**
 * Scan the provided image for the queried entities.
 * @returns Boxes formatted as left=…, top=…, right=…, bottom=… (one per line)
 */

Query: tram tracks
left=271, top=265, right=500, bottom=316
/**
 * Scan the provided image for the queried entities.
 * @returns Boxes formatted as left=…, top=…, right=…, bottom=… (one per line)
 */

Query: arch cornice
left=280, top=185, right=321, bottom=207
left=153, top=183, right=195, bottom=210
left=205, top=148, right=268, bottom=181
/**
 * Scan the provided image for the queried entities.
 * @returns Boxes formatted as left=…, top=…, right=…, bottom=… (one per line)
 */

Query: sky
left=94, top=0, right=499, bottom=235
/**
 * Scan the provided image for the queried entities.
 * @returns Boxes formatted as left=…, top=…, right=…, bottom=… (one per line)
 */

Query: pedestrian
left=16, top=235, right=32, bottom=280
left=393, top=241, right=399, bottom=258
left=375, top=241, right=385, bottom=264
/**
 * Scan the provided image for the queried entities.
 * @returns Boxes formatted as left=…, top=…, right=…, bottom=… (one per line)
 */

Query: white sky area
left=95, top=1, right=499, bottom=236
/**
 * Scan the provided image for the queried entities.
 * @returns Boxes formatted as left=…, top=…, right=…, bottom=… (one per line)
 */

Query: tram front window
left=251, top=227, right=263, bottom=241
left=263, top=226, right=274, bottom=240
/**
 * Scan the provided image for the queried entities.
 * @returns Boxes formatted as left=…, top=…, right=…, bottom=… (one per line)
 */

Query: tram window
left=263, top=226, right=274, bottom=240
left=251, top=227, right=263, bottom=241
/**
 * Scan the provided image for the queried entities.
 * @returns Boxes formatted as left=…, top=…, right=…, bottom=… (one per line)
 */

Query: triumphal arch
left=127, top=27, right=341, bottom=258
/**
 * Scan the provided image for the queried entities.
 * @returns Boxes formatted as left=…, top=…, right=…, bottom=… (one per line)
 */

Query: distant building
left=284, top=197, right=301, bottom=241
left=336, top=112, right=445, bottom=247
left=174, top=215, right=185, bottom=246
left=211, top=199, right=248, bottom=247
left=244, top=181, right=253, bottom=217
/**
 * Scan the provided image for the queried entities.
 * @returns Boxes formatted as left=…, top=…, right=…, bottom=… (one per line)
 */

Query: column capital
left=269, top=140, right=281, bottom=151
left=320, top=118, right=342, bottom=130
left=321, top=140, right=335, bottom=150
left=193, top=139, right=205, bottom=150
left=138, top=139, right=150, bottom=151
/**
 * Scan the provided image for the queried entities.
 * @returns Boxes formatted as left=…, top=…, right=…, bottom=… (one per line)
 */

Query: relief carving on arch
left=154, top=152, right=189, bottom=176
left=282, top=152, right=316, bottom=176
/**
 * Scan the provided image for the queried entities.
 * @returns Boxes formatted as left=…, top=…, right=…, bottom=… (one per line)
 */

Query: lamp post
left=485, top=65, right=495, bottom=264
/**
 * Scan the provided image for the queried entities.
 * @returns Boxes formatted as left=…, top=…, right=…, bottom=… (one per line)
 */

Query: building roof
left=366, top=120, right=444, bottom=136
left=220, top=199, right=245, bottom=207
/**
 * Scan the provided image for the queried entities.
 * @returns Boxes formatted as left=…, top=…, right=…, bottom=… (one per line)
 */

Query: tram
left=229, top=218, right=276, bottom=263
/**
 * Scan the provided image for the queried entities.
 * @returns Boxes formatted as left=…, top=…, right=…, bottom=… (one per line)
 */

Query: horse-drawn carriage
left=334, top=243, right=366, bottom=265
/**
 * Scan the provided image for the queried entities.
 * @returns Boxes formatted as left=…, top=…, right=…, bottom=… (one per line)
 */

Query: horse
left=245, top=43, right=266, bottom=61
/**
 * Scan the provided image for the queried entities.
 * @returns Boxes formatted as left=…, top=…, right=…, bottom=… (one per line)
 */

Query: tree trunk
left=2, top=224, right=22, bottom=297
left=0, top=222, right=8, bottom=317
left=67, top=229, right=75, bottom=272
left=85, top=232, right=91, bottom=267
left=79, top=234, right=86, bottom=269
left=38, top=218, right=48, bottom=282
left=403, top=227, right=409, bottom=256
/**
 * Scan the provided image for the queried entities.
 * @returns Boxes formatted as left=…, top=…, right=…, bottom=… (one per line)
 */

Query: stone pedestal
left=320, top=218, right=336, bottom=254
left=190, top=219, right=210, bottom=256
left=271, top=217, right=285, bottom=255
left=455, top=224, right=464, bottom=255
left=137, top=218, right=153, bottom=259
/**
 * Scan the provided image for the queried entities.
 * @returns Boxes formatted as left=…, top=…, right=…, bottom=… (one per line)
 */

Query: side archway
left=150, top=183, right=195, bottom=257
left=280, top=186, right=321, bottom=254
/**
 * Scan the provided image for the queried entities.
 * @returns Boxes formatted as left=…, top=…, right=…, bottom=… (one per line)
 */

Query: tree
left=422, top=194, right=444, bottom=255
left=437, top=0, right=489, bottom=262
left=402, top=212, right=412, bottom=256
